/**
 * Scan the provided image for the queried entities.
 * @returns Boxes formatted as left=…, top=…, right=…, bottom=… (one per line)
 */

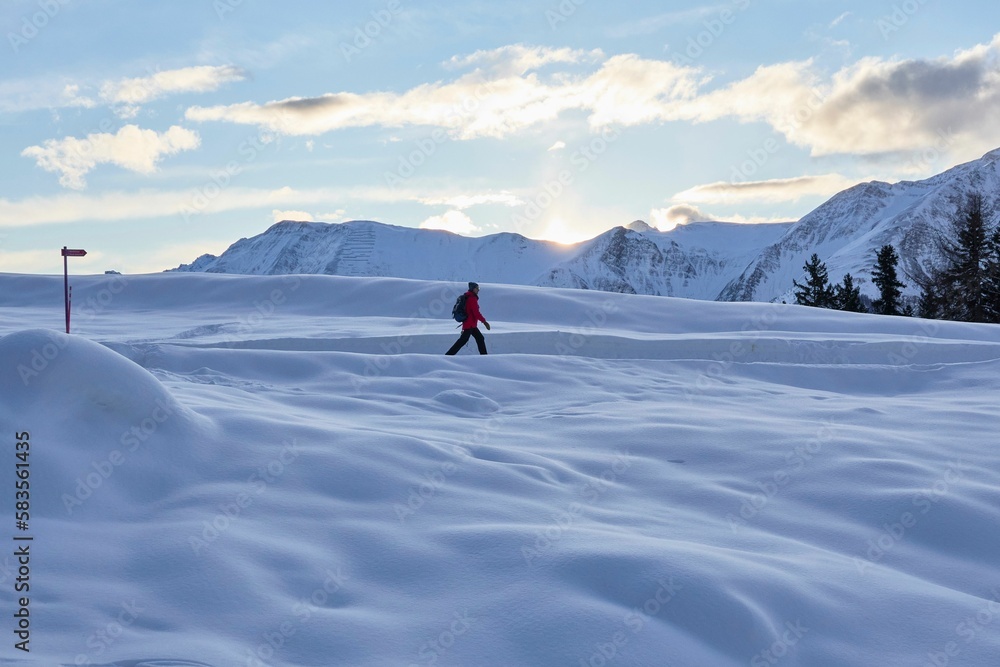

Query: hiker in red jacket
left=446, top=282, right=491, bottom=355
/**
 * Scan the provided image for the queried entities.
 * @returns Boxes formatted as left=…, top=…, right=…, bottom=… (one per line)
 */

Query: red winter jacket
left=462, top=291, right=487, bottom=330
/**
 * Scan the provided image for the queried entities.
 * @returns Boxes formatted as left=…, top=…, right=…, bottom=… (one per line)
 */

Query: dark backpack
left=452, top=293, right=468, bottom=322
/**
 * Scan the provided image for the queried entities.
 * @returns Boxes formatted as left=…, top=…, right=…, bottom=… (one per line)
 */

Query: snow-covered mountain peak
left=174, top=146, right=1000, bottom=303
left=626, top=219, right=653, bottom=233
left=172, top=216, right=793, bottom=300
left=719, top=146, right=1000, bottom=302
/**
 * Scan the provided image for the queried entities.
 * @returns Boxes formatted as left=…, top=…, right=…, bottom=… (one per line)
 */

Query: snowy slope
left=2, top=272, right=1000, bottom=666
left=539, top=221, right=791, bottom=299
left=720, top=148, right=1000, bottom=302
left=175, top=220, right=581, bottom=286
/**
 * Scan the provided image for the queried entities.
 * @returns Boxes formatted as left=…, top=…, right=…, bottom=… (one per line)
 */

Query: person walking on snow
left=446, top=282, right=490, bottom=355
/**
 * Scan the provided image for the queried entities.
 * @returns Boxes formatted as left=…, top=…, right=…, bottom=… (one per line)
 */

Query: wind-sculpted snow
left=0, top=330, right=215, bottom=518
left=2, top=273, right=1000, bottom=666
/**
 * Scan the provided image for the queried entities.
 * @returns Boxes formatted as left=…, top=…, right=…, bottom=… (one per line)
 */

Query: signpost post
left=61, top=247, right=87, bottom=334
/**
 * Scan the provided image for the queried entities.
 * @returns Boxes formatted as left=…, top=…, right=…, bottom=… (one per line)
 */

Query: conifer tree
left=917, top=280, right=942, bottom=320
left=793, top=254, right=835, bottom=308
left=985, top=225, right=1000, bottom=323
left=938, top=193, right=991, bottom=321
left=834, top=273, right=867, bottom=312
left=871, top=245, right=906, bottom=315
left=926, top=193, right=998, bottom=323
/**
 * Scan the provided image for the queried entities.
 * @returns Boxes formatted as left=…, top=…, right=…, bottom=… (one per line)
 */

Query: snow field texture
left=1, top=272, right=999, bottom=666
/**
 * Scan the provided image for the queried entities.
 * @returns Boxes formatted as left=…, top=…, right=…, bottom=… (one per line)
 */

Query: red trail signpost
left=61, top=247, right=87, bottom=333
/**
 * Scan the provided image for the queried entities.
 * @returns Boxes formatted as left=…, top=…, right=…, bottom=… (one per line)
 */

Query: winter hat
left=468, top=282, right=479, bottom=291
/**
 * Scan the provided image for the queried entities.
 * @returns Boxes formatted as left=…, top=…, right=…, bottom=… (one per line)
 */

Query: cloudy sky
left=3, top=0, right=1000, bottom=274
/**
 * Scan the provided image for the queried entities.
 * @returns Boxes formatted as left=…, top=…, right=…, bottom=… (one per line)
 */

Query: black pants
left=446, top=327, right=487, bottom=355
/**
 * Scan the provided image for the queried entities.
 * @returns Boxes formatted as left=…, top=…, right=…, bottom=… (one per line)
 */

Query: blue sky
left=3, top=0, right=1000, bottom=274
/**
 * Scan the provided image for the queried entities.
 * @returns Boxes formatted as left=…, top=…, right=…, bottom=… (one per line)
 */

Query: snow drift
left=1, top=272, right=999, bottom=666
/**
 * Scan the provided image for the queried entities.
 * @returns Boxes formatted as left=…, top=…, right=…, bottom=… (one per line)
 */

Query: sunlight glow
left=539, top=217, right=591, bottom=245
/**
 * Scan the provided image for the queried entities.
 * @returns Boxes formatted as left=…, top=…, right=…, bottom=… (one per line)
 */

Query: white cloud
left=681, top=34, right=1000, bottom=158
left=651, top=204, right=715, bottom=231
left=0, top=186, right=337, bottom=227
left=319, top=209, right=348, bottom=221
left=651, top=204, right=794, bottom=231
left=582, top=53, right=702, bottom=128
left=417, top=192, right=524, bottom=209
left=123, top=241, right=227, bottom=273
left=21, top=125, right=201, bottom=190
left=0, top=185, right=513, bottom=228
left=186, top=35, right=1000, bottom=163
left=419, top=210, right=478, bottom=235
left=830, top=11, right=852, bottom=28
left=272, top=209, right=315, bottom=222
left=672, top=174, right=859, bottom=204
left=0, top=248, right=63, bottom=273
left=186, top=50, right=699, bottom=140
left=548, top=141, right=566, bottom=151
left=0, top=78, right=97, bottom=113
left=446, top=45, right=602, bottom=75
left=1, top=65, right=248, bottom=115
left=61, top=84, right=96, bottom=109
left=100, top=65, right=248, bottom=106
left=611, top=6, right=730, bottom=38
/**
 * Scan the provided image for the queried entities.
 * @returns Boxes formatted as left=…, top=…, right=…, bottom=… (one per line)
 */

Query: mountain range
left=173, top=148, right=1000, bottom=302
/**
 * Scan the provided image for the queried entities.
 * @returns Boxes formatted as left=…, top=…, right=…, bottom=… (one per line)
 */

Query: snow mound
left=0, top=329, right=213, bottom=518
left=432, top=389, right=501, bottom=415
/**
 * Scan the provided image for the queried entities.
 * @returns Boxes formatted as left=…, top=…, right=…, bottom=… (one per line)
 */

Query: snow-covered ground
left=2, top=272, right=1000, bottom=666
